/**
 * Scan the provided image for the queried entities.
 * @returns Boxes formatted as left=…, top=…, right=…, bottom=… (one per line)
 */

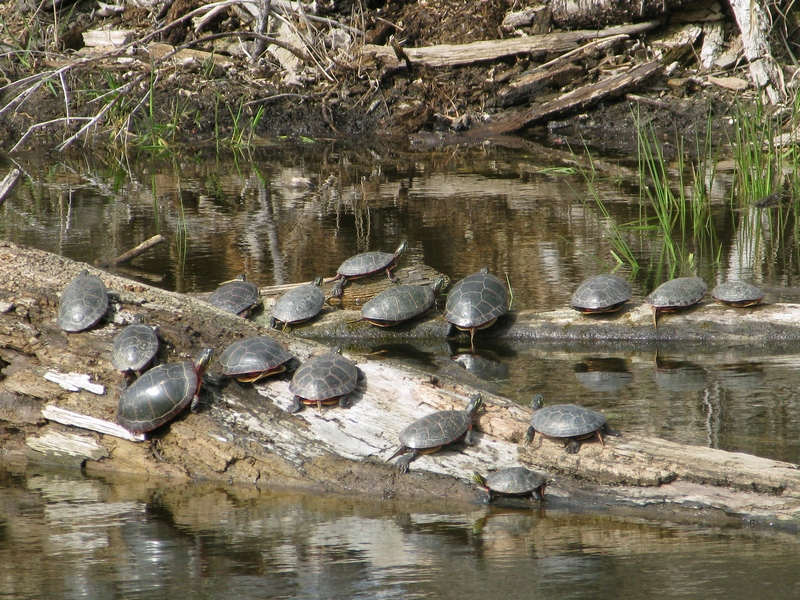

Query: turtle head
left=530, top=394, right=544, bottom=411
left=431, top=275, right=447, bottom=295
left=235, top=273, right=247, bottom=282
left=195, top=348, right=214, bottom=374
left=395, top=240, right=408, bottom=256
left=466, top=394, right=483, bottom=416
left=478, top=266, right=489, bottom=274
left=312, top=276, right=324, bottom=288
left=331, top=345, right=343, bottom=355
left=471, top=472, right=487, bottom=487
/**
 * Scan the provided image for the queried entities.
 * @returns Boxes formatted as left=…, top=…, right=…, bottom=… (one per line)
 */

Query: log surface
left=3, top=241, right=800, bottom=521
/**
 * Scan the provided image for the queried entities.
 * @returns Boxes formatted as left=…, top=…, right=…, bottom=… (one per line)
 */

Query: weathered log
left=0, top=167, right=22, bottom=206
left=4, top=240, right=800, bottom=521
left=549, top=0, right=686, bottom=28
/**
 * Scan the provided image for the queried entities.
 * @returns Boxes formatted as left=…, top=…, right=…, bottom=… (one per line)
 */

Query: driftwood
left=0, top=168, right=21, bottom=206
left=98, top=234, right=166, bottom=268
left=4, top=240, right=800, bottom=521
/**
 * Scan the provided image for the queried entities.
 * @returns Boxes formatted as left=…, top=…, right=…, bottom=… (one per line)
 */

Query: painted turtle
left=443, top=268, right=508, bottom=344
left=287, top=348, right=360, bottom=412
left=570, top=274, right=632, bottom=314
left=208, top=274, right=260, bottom=317
left=111, top=315, right=159, bottom=375
left=58, top=269, right=109, bottom=332
left=219, top=336, right=294, bottom=382
left=116, top=348, right=213, bottom=434
left=270, top=277, right=325, bottom=330
left=644, top=276, right=707, bottom=329
left=472, top=466, right=547, bottom=502
left=330, top=240, right=408, bottom=297
left=711, top=281, right=764, bottom=307
left=524, top=394, right=618, bottom=454
left=361, top=276, right=446, bottom=327
left=389, top=394, right=483, bottom=473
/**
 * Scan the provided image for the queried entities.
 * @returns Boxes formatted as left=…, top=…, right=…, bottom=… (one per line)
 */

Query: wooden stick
left=0, top=168, right=22, bottom=206
left=101, top=234, right=166, bottom=267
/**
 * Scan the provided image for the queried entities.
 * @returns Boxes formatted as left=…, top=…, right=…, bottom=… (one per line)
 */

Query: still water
left=3, top=142, right=800, bottom=596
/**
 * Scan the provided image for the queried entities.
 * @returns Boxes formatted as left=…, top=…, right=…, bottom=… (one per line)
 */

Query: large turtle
left=570, top=274, right=632, bottom=314
left=219, top=336, right=294, bottom=383
left=208, top=274, right=260, bottom=317
left=443, top=268, right=508, bottom=345
left=711, top=281, right=763, bottom=308
left=361, top=276, right=446, bottom=327
left=330, top=240, right=408, bottom=298
left=111, top=314, right=159, bottom=376
left=389, top=394, right=483, bottom=473
left=472, top=466, right=547, bottom=502
left=270, top=277, right=325, bottom=330
left=58, top=269, right=109, bottom=332
left=287, top=348, right=360, bottom=412
left=116, top=348, right=213, bottom=434
left=524, top=394, right=618, bottom=454
left=644, top=276, right=707, bottom=328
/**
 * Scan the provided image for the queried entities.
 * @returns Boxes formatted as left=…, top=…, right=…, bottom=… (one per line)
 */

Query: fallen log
left=4, top=240, right=800, bottom=521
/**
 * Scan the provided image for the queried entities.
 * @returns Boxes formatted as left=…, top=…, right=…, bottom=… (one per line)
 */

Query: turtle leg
left=652, top=306, right=659, bottom=329
left=386, top=267, right=400, bottom=284
left=533, top=482, right=547, bottom=501
left=564, top=439, right=582, bottom=454
left=463, top=428, right=478, bottom=446
left=604, top=424, right=622, bottom=438
left=288, top=396, right=303, bottom=413
left=523, top=426, right=536, bottom=445
left=395, top=449, right=419, bottom=473
left=338, top=395, right=351, bottom=408
left=330, top=276, right=347, bottom=298
left=269, top=317, right=278, bottom=329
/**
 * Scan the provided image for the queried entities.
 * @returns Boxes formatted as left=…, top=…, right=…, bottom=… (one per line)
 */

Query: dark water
left=3, top=144, right=800, bottom=596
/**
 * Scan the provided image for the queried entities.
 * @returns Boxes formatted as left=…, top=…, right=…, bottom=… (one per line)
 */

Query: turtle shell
left=58, top=270, right=108, bottom=332
left=208, top=276, right=260, bottom=316
left=361, top=277, right=444, bottom=326
left=481, top=466, right=547, bottom=496
left=644, top=277, right=707, bottom=309
left=271, top=278, right=325, bottom=327
left=289, top=351, right=359, bottom=403
left=711, top=282, right=763, bottom=307
left=111, top=316, right=159, bottom=372
left=398, top=409, right=471, bottom=450
left=443, top=269, right=508, bottom=330
left=336, top=241, right=406, bottom=277
left=529, top=404, right=606, bottom=439
left=219, top=336, right=294, bottom=381
left=116, top=349, right=212, bottom=433
left=571, top=274, right=632, bottom=313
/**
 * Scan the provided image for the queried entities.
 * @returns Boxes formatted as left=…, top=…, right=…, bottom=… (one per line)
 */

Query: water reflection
left=573, top=357, right=633, bottom=392
left=4, top=468, right=800, bottom=599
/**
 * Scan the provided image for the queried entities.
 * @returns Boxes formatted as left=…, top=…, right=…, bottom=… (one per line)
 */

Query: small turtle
left=208, top=274, right=260, bottom=317
left=58, top=269, right=109, bottom=332
left=111, top=314, right=159, bottom=376
left=472, top=466, right=547, bottom=502
left=444, top=268, right=508, bottom=345
left=570, top=274, right=632, bottom=314
left=288, top=348, right=360, bottom=412
left=219, top=336, right=294, bottom=382
left=361, top=276, right=446, bottom=327
left=116, top=348, right=213, bottom=434
left=270, top=277, right=325, bottom=330
left=644, top=276, right=707, bottom=329
left=389, top=394, right=483, bottom=473
left=330, top=240, right=408, bottom=298
left=524, top=394, right=618, bottom=454
left=711, top=281, right=764, bottom=308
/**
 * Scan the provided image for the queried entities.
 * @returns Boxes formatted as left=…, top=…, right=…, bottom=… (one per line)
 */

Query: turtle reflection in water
left=524, top=394, right=619, bottom=454
left=390, top=394, right=483, bottom=473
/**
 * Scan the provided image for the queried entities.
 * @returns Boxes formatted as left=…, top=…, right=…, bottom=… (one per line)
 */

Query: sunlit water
left=3, top=143, right=800, bottom=596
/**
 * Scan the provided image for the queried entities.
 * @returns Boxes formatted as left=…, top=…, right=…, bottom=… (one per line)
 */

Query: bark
left=4, top=241, right=800, bottom=521
left=548, top=0, right=687, bottom=28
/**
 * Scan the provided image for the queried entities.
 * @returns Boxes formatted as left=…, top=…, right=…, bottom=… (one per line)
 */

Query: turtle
left=570, top=274, right=633, bottom=314
left=57, top=269, right=109, bottom=332
left=643, top=276, right=707, bottom=329
left=443, top=268, right=508, bottom=345
left=360, top=276, right=446, bottom=327
left=524, top=394, right=619, bottom=454
left=219, top=336, right=294, bottom=383
left=287, top=348, right=360, bottom=412
left=389, top=394, right=483, bottom=473
left=472, top=466, right=547, bottom=502
left=270, top=277, right=325, bottom=330
left=330, top=240, right=408, bottom=298
left=116, top=348, right=213, bottom=434
left=208, top=274, right=260, bottom=317
left=111, top=314, right=159, bottom=376
left=711, top=281, right=764, bottom=308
